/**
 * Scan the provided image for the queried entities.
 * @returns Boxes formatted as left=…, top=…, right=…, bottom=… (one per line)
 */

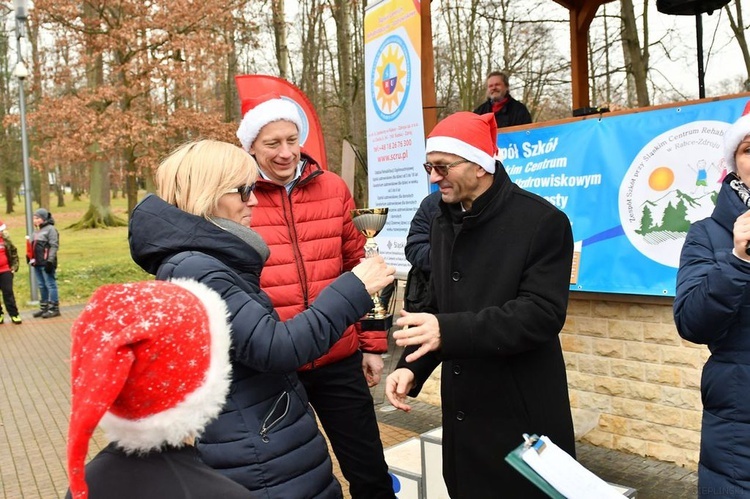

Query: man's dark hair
left=486, top=71, right=509, bottom=86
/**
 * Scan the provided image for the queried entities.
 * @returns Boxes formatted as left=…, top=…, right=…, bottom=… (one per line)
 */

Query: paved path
left=0, top=305, right=698, bottom=498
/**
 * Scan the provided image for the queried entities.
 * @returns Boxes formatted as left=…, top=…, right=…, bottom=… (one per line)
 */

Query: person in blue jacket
left=674, top=104, right=750, bottom=498
left=129, top=139, right=395, bottom=498
left=403, top=191, right=440, bottom=312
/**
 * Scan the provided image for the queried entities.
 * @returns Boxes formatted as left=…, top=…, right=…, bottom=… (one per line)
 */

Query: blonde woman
left=129, top=139, right=395, bottom=498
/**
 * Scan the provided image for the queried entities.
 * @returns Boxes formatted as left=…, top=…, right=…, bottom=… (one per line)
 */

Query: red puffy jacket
left=251, top=154, right=388, bottom=369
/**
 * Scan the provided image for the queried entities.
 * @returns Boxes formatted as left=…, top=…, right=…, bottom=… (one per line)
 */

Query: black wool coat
left=398, top=166, right=576, bottom=499
left=473, top=94, right=532, bottom=128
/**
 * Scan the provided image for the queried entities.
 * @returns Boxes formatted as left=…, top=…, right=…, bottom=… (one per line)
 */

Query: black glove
left=44, top=261, right=55, bottom=273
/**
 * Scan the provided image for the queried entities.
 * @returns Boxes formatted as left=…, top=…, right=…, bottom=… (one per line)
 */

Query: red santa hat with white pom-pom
left=725, top=100, right=750, bottom=172
left=66, top=279, right=232, bottom=499
left=236, top=93, right=303, bottom=152
left=425, top=111, right=499, bottom=173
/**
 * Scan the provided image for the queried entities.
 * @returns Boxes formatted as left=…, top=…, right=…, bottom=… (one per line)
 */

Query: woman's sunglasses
left=224, top=183, right=256, bottom=202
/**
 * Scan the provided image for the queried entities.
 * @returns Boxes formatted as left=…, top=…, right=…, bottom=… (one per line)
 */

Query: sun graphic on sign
left=374, top=45, right=407, bottom=114
left=648, top=166, right=675, bottom=191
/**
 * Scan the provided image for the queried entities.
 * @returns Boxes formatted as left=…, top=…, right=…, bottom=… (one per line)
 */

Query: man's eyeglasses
left=423, top=159, right=471, bottom=177
left=225, top=183, right=256, bottom=202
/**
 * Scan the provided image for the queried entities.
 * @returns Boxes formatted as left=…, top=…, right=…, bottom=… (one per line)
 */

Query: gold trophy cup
left=350, top=208, right=393, bottom=331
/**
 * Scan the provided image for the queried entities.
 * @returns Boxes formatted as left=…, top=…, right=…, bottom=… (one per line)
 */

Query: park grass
left=2, top=193, right=151, bottom=311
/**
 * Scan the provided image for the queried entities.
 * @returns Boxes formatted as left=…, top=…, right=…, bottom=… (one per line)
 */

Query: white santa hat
left=425, top=111, right=499, bottom=173
left=236, top=93, right=303, bottom=152
left=0, top=220, right=6, bottom=232
left=724, top=100, right=750, bottom=172
left=67, top=279, right=232, bottom=499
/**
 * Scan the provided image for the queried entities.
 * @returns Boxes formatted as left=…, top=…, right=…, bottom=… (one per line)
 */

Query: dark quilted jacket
left=129, top=194, right=373, bottom=498
left=674, top=176, right=750, bottom=497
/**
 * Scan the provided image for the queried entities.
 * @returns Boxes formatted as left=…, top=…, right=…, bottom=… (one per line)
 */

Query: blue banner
left=498, top=95, right=750, bottom=296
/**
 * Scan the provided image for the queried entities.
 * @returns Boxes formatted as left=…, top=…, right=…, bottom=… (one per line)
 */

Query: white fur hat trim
left=236, top=98, right=303, bottom=152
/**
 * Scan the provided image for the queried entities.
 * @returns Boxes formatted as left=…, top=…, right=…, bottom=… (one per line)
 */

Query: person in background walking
left=0, top=220, right=22, bottom=325
left=28, top=208, right=60, bottom=318
left=403, top=191, right=440, bottom=313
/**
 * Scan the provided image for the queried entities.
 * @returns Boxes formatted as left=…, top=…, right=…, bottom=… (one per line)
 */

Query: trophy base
left=360, top=314, right=393, bottom=331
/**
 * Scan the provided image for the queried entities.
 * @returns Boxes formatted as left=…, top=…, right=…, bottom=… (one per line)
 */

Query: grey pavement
left=0, top=304, right=697, bottom=498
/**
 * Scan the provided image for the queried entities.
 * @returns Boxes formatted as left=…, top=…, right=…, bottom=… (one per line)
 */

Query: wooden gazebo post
left=552, top=0, right=615, bottom=110
left=421, top=0, right=438, bottom=136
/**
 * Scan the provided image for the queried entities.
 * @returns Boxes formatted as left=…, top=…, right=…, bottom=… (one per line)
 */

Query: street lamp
left=14, top=0, right=38, bottom=303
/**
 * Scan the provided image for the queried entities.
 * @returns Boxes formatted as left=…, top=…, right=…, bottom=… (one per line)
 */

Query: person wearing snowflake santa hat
left=236, top=93, right=396, bottom=498
left=65, top=279, right=251, bottom=499
left=385, top=111, right=576, bottom=498
left=128, top=139, right=395, bottom=498
left=675, top=100, right=750, bottom=498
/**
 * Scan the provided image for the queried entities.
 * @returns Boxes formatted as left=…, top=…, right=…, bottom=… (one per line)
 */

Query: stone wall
left=563, top=294, right=706, bottom=470
left=409, top=290, right=707, bottom=470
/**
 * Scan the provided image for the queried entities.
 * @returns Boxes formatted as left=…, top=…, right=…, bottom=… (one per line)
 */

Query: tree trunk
left=724, top=1, right=750, bottom=90
left=69, top=157, right=125, bottom=229
left=272, top=0, right=290, bottom=79
left=620, top=0, right=650, bottom=107
left=4, top=185, right=13, bottom=214
left=225, top=17, right=238, bottom=122
left=443, top=0, right=481, bottom=111
left=332, top=0, right=353, bottom=150
left=124, top=146, right=139, bottom=216
left=28, top=14, right=50, bottom=210
left=300, top=0, right=324, bottom=109
left=72, top=1, right=126, bottom=229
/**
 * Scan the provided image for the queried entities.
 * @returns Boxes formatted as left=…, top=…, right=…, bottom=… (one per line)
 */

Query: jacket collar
left=441, top=161, right=510, bottom=226
left=129, top=194, right=266, bottom=276
left=713, top=174, right=748, bottom=233
left=255, top=152, right=324, bottom=192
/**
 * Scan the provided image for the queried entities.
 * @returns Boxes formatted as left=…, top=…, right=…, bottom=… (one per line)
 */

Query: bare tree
left=620, top=0, right=650, bottom=107
left=724, top=0, right=750, bottom=90
left=272, top=0, right=290, bottom=78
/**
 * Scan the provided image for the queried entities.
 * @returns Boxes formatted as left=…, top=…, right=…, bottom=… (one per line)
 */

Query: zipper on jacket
left=259, top=391, right=291, bottom=443
left=282, top=186, right=310, bottom=310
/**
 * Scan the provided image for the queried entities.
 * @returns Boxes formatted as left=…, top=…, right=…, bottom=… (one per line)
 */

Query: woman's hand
left=351, top=255, right=396, bottom=295
left=733, top=210, right=750, bottom=261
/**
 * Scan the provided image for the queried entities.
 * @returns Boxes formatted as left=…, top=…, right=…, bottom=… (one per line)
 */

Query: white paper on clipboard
left=520, top=436, right=626, bottom=499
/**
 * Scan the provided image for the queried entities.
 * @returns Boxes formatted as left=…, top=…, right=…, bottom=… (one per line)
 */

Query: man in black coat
left=473, top=71, right=532, bottom=128
left=385, top=111, right=575, bottom=498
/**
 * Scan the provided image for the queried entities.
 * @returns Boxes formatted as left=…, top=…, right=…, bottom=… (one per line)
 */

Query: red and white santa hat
left=724, top=100, right=750, bottom=172
left=236, top=92, right=303, bottom=152
left=0, top=219, right=6, bottom=232
left=425, top=112, right=499, bottom=173
left=67, top=279, right=233, bottom=499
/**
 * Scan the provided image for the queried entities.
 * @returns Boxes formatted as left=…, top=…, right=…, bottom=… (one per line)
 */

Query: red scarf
left=492, top=97, right=509, bottom=114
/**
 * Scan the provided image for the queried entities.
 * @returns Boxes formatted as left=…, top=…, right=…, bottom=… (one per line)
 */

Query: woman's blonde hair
left=155, top=140, right=258, bottom=219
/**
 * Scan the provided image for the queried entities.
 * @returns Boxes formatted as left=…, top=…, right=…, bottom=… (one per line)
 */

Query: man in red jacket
left=237, top=93, right=395, bottom=499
